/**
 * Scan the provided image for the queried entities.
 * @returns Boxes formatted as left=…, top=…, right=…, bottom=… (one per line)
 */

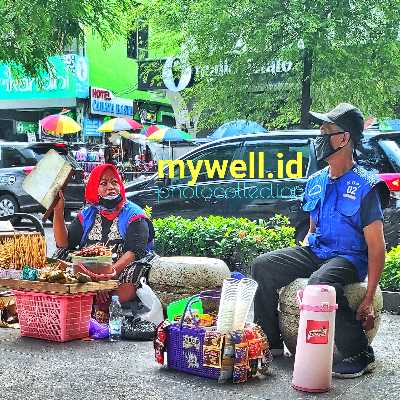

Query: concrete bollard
left=148, top=256, right=230, bottom=306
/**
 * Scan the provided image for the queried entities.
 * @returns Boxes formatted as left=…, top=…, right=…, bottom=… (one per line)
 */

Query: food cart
left=0, top=222, right=117, bottom=342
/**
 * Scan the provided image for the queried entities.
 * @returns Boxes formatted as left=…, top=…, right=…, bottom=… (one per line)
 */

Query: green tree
left=130, top=0, right=400, bottom=129
left=0, top=0, right=132, bottom=76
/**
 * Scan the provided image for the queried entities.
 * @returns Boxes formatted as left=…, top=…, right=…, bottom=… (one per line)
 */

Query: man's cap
left=310, top=103, right=364, bottom=143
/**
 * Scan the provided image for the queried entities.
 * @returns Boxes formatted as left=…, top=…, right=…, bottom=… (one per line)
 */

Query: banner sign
left=0, top=54, right=89, bottom=100
left=90, top=86, right=134, bottom=117
left=16, top=121, right=38, bottom=135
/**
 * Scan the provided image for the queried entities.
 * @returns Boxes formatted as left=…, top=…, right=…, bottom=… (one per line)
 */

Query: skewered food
left=0, top=234, right=46, bottom=269
left=71, top=244, right=112, bottom=258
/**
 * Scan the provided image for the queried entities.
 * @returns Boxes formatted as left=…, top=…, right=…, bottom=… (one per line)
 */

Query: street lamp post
left=300, top=47, right=313, bottom=129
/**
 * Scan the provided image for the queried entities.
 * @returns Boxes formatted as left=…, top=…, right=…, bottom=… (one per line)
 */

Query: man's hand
left=356, top=296, right=375, bottom=331
left=360, top=219, right=385, bottom=331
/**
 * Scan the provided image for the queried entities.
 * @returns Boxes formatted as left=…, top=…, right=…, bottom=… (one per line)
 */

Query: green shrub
left=380, top=245, right=400, bottom=291
left=152, top=214, right=296, bottom=273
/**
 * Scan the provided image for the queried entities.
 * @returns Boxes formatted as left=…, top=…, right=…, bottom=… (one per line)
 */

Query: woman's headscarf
left=84, top=164, right=126, bottom=220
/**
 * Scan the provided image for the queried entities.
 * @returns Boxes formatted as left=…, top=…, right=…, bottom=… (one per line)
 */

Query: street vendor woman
left=53, top=163, right=155, bottom=306
left=251, top=103, right=389, bottom=379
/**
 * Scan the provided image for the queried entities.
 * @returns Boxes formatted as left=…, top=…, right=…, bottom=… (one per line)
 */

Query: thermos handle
left=297, top=289, right=338, bottom=312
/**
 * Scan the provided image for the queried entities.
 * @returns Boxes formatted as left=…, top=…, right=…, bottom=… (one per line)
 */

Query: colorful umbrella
left=112, top=131, right=149, bottom=144
left=98, top=117, right=142, bottom=133
left=208, top=120, right=267, bottom=140
left=147, top=127, right=192, bottom=142
left=141, top=124, right=169, bottom=137
left=147, top=128, right=192, bottom=158
left=40, top=114, right=81, bottom=135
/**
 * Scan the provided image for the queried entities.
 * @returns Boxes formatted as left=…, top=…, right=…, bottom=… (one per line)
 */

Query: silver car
left=0, top=141, right=85, bottom=218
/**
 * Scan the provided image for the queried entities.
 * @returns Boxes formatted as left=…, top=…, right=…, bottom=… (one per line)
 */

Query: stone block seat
left=148, top=256, right=231, bottom=306
left=279, top=278, right=383, bottom=355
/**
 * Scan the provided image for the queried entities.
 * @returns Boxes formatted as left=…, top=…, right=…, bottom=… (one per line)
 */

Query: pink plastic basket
left=13, top=290, right=94, bottom=342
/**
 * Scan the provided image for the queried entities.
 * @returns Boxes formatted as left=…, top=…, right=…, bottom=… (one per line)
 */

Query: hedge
left=152, top=214, right=296, bottom=273
left=380, top=245, right=400, bottom=292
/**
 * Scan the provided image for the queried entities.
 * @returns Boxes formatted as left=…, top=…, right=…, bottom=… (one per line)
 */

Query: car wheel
left=0, top=194, right=20, bottom=224
left=0, top=194, right=19, bottom=217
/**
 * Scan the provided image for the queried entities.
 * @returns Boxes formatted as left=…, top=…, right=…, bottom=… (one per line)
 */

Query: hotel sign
left=90, top=86, right=134, bottom=117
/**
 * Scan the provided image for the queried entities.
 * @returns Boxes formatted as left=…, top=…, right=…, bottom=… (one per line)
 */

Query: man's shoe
left=332, top=347, right=376, bottom=379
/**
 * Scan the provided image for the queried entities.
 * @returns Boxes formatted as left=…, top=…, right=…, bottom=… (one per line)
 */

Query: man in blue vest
left=252, top=103, right=389, bottom=378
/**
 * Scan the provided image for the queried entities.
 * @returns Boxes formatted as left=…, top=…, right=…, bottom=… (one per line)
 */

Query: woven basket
left=166, top=296, right=221, bottom=380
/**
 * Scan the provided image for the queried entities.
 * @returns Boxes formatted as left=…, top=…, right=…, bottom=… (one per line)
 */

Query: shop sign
left=162, top=57, right=193, bottom=92
left=138, top=57, right=292, bottom=92
left=0, top=55, right=89, bottom=100
left=83, top=116, right=103, bottom=137
left=90, top=87, right=134, bottom=117
left=16, top=121, right=38, bottom=135
left=138, top=58, right=195, bottom=92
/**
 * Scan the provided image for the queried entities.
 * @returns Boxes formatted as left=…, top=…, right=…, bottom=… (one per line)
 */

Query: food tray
left=0, top=278, right=118, bottom=294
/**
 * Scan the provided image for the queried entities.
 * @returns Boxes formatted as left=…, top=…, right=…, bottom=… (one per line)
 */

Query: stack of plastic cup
left=232, top=278, right=258, bottom=330
left=216, top=279, right=240, bottom=333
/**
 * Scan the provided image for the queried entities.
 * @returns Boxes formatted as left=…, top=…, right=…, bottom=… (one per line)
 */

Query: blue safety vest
left=303, top=164, right=387, bottom=281
left=78, top=201, right=154, bottom=252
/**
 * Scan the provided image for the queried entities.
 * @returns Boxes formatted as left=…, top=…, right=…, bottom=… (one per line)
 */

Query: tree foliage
left=0, top=0, right=132, bottom=76
left=130, top=0, right=400, bottom=129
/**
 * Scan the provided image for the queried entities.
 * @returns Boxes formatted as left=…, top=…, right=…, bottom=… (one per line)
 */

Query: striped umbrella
left=147, top=127, right=192, bottom=142
left=147, top=128, right=192, bottom=158
left=40, top=114, right=81, bottom=135
left=141, top=124, right=168, bottom=137
left=111, top=131, right=149, bottom=144
left=98, top=117, right=142, bottom=133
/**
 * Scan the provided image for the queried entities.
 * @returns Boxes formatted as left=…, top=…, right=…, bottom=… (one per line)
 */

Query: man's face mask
left=315, top=131, right=347, bottom=162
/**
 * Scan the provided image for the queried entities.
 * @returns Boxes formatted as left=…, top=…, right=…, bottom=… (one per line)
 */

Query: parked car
left=125, top=129, right=400, bottom=248
left=0, top=141, right=85, bottom=219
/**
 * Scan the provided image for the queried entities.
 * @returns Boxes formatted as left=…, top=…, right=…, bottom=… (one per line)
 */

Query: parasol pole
left=120, top=134, right=124, bottom=163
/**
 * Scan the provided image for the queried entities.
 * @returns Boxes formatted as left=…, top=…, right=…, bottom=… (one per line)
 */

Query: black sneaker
left=332, top=347, right=376, bottom=379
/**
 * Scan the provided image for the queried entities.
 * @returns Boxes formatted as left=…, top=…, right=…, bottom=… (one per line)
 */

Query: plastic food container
left=71, top=255, right=114, bottom=281
left=167, top=296, right=203, bottom=321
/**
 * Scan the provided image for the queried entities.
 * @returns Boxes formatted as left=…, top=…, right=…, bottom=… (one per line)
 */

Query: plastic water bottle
left=109, top=295, right=123, bottom=341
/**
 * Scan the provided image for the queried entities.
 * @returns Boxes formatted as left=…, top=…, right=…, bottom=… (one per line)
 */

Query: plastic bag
left=121, top=316, right=156, bottom=341
left=89, top=318, right=109, bottom=339
left=136, top=277, right=164, bottom=325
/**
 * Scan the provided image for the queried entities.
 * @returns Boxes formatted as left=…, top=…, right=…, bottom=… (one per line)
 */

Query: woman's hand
left=53, top=191, right=65, bottom=215
left=53, top=190, right=69, bottom=248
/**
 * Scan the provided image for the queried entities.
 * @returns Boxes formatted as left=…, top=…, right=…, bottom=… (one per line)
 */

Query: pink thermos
left=292, top=285, right=338, bottom=393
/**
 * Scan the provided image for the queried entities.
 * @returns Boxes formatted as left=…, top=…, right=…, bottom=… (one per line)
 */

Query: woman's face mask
left=97, top=168, right=122, bottom=208
left=315, top=131, right=347, bottom=162
left=98, top=193, right=122, bottom=209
